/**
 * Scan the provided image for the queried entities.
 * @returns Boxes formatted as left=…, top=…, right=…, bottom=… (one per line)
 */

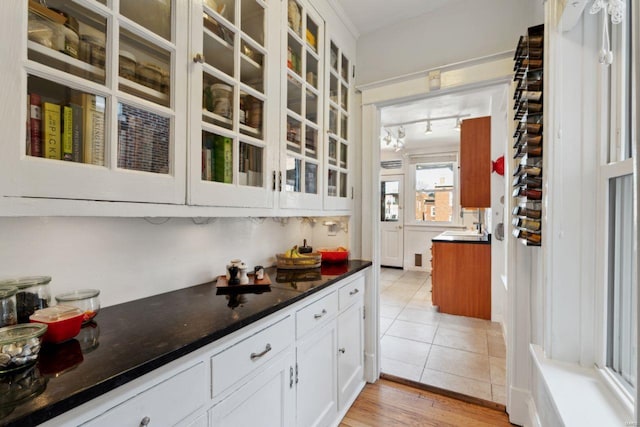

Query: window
left=601, top=1, right=636, bottom=396
left=413, top=161, right=455, bottom=223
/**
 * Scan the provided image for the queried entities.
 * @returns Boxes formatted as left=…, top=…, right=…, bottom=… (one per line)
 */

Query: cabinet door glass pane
left=330, top=42, right=338, bottom=72
left=120, top=0, right=172, bottom=41
left=203, top=76, right=234, bottom=131
left=305, top=126, right=317, bottom=159
left=306, top=53, right=318, bottom=89
left=328, top=138, right=337, bottom=166
left=117, top=103, right=169, bottom=174
left=239, top=142, right=263, bottom=187
left=240, top=40, right=264, bottom=93
left=203, top=14, right=235, bottom=77
left=340, top=83, right=348, bottom=110
left=287, top=36, right=302, bottom=76
left=286, top=116, right=302, bottom=153
left=340, top=142, right=347, bottom=169
left=287, top=0, right=302, bottom=36
left=340, top=114, right=348, bottom=139
left=286, top=156, right=301, bottom=192
left=305, top=90, right=318, bottom=124
left=327, top=169, right=337, bottom=196
left=305, top=16, right=318, bottom=53
left=119, top=30, right=171, bottom=107
left=287, top=77, right=302, bottom=115
left=27, top=75, right=105, bottom=166
left=202, top=131, right=233, bottom=183
left=305, top=162, right=317, bottom=194
left=329, top=74, right=338, bottom=104
left=205, top=0, right=235, bottom=25
left=28, top=2, right=107, bottom=85
left=241, top=0, right=264, bottom=46
left=329, top=107, right=337, bottom=135
left=341, top=54, right=349, bottom=80
left=241, top=93, right=263, bottom=139
left=339, top=172, right=347, bottom=197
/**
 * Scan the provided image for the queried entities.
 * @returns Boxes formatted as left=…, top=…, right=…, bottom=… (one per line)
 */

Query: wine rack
left=512, top=24, right=543, bottom=246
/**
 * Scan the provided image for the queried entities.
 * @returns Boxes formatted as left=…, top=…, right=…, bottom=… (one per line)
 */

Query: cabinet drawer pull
left=314, top=309, right=327, bottom=319
left=338, top=348, right=346, bottom=354
left=349, top=288, right=359, bottom=296
left=140, top=416, right=151, bottom=426
left=250, top=343, right=272, bottom=360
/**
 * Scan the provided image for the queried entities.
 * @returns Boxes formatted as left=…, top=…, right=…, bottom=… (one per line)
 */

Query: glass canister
left=0, top=287, right=18, bottom=328
left=55, top=289, right=100, bottom=324
left=0, top=277, right=52, bottom=323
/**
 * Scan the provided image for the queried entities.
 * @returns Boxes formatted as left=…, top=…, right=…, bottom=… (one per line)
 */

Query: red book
left=29, top=93, right=42, bottom=157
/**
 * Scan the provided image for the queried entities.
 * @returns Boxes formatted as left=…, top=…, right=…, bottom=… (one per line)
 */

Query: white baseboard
left=508, top=386, right=539, bottom=427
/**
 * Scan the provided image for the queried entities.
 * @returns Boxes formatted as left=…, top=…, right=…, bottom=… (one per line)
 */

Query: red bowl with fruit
left=318, top=247, right=349, bottom=263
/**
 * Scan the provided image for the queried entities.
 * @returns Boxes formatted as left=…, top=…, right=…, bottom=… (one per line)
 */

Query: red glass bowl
left=30, top=305, right=84, bottom=344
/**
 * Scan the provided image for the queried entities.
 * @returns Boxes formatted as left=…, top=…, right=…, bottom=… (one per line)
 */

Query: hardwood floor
left=340, top=379, right=514, bottom=427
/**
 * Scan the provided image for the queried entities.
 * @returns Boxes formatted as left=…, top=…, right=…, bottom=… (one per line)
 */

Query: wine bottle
left=526, top=122, right=542, bottom=134
left=513, top=206, right=542, bottom=219
left=527, top=135, right=542, bottom=145
left=513, top=187, right=542, bottom=200
left=526, top=145, right=542, bottom=157
left=513, top=217, right=542, bottom=231
left=513, top=229, right=542, bottom=245
left=513, top=163, right=542, bottom=177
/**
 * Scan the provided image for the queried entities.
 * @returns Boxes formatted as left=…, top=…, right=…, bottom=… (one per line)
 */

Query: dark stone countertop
left=432, top=232, right=491, bottom=244
left=0, top=260, right=372, bottom=427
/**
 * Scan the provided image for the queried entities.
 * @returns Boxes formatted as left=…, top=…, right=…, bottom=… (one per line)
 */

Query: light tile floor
left=379, top=267, right=506, bottom=405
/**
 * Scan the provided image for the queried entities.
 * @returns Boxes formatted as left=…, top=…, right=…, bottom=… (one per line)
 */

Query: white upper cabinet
left=323, top=37, right=353, bottom=211
left=0, top=0, right=355, bottom=215
left=188, top=0, right=278, bottom=208
left=0, top=0, right=188, bottom=204
left=279, top=0, right=325, bottom=211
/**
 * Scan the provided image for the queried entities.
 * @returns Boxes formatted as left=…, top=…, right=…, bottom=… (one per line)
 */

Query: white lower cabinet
left=337, top=301, right=364, bottom=410
left=48, top=270, right=368, bottom=427
left=81, top=362, right=206, bottom=427
left=210, top=349, right=296, bottom=427
left=295, top=321, right=338, bottom=427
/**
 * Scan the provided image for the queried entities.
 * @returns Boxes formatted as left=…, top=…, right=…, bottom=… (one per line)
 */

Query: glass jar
left=119, top=50, right=137, bottom=81
left=55, top=289, right=100, bottom=324
left=137, top=62, right=164, bottom=92
left=211, top=83, right=232, bottom=118
left=0, top=287, right=18, bottom=328
left=80, top=34, right=105, bottom=68
left=0, top=277, right=51, bottom=323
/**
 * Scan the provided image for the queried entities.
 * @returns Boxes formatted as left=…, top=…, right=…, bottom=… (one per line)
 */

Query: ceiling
left=334, top=0, right=464, bottom=36
left=379, top=86, right=504, bottom=152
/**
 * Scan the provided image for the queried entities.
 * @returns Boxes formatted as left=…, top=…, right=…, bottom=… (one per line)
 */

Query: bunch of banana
left=284, top=245, right=301, bottom=258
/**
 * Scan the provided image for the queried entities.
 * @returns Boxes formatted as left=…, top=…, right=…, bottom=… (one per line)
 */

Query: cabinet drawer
left=211, top=316, right=294, bottom=397
left=296, top=291, right=338, bottom=339
left=83, top=362, right=206, bottom=427
left=338, top=276, right=364, bottom=310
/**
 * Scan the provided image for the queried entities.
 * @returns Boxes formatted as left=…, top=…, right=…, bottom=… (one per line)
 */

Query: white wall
left=0, top=217, right=349, bottom=308
left=356, top=0, right=533, bottom=86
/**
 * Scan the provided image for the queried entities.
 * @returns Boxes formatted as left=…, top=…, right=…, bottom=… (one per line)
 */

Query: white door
left=337, top=302, right=364, bottom=410
left=380, top=175, right=404, bottom=268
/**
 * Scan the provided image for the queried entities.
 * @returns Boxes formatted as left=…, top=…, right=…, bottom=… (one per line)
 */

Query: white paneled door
left=380, top=175, right=404, bottom=268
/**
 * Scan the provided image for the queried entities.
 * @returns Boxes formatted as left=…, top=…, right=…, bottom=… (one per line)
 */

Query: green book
left=213, top=135, right=232, bottom=184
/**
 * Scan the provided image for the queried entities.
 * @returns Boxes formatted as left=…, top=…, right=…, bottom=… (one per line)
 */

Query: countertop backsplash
left=0, top=216, right=352, bottom=308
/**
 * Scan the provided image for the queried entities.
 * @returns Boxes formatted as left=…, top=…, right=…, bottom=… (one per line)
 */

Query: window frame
left=407, top=154, right=461, bottom=226
left=594, top=0, right=638, bottom=404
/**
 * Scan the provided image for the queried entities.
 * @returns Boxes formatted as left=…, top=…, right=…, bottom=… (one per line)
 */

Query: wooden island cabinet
left=431, top=240, right=491, bottom=320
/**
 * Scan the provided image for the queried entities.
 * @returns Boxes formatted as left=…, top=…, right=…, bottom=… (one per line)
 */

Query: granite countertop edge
left=5, top=260, right=372, bottom=427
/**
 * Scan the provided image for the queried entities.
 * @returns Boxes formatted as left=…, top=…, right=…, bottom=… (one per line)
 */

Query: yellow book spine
left=43, top=102, right=61, bottom=160
left=62, top=105, right=73, bottom=161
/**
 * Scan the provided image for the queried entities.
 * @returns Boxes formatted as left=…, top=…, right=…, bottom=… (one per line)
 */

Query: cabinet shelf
left=202, top=109, right=232, bottom=126
left=119, top=77, right=169, bottom=103
left=28, top=40, right=105, bottom=78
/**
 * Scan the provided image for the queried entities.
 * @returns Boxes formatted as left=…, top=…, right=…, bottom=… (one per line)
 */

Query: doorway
left=380, top=175, right=404, bottom=268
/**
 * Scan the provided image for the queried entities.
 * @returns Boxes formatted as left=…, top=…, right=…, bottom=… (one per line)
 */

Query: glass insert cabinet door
left=189, top=0, right=273, bottom=208
left=279, top=0, right=323, bottom=210
left=2, top=1, right=188, bottom=204
left=324, top=38, right=351, bottom=210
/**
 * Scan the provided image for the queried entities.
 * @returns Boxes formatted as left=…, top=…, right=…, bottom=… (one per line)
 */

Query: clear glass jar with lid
left=0, top=286, right=18, bottom=327
left=0, top=277, right=51, bottom=323
left=55, top=289, right=100, bottom=324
